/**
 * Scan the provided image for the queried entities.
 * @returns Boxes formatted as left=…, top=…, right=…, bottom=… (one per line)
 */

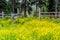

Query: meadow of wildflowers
left=0, top=18, right=60, bottom=40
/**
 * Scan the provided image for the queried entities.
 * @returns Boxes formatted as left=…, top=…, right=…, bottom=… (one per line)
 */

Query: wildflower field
left=0, top=18, right=60, bottom=40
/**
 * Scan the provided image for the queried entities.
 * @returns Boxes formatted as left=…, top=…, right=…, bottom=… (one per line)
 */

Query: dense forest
left=0, top=0, right=60, bottom=17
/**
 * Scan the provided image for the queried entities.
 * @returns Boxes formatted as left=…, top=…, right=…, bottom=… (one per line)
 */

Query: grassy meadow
left=0, top=18, right=60, bottom=40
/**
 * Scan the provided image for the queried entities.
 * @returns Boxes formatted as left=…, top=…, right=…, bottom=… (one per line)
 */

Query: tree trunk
left=12, top=0, right=14, bottom=13
left=24, top=0, right=27, bottom=17
left=55, top=0, right=58, bottom=18
left=34, top=3, right=38, bottom=17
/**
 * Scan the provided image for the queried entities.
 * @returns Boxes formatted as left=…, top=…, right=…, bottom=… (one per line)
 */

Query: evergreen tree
left=0, top=0, right=7, bottom=12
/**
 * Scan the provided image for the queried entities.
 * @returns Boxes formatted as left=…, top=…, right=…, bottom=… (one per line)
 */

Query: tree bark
left=24, top=0, right=27, bottom=17
left=12, top=0, right=14, bottom=13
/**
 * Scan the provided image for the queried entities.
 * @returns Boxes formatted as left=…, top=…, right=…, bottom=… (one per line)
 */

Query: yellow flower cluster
left=0, top=18, right=60, bottom=40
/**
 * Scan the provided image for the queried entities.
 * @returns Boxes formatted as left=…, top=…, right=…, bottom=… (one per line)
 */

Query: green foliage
left=0, top=0, right=7, bottom=12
